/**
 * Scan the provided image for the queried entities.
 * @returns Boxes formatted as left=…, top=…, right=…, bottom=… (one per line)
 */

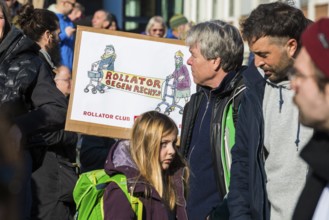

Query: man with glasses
left=54, top=65, right=72, bottom=97
left=52, top=0, right=76, bottom=71
left=291, top=18, right=329, bottom=220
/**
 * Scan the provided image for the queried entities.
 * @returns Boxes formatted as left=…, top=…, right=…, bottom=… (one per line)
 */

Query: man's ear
left=287, top=38, right=298, bottom=58
left=44, top=30, right=52, bottom=41
left=213, top=57, right=221, bottom=71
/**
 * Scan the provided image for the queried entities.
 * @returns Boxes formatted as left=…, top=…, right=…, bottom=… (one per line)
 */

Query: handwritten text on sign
left=101, top=70, right=164, bottom=99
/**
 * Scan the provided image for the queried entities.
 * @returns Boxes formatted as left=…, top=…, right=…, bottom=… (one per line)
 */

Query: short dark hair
left=241, top=2, right=311, bottom=52
left=16, top=4, right=59, bottom=42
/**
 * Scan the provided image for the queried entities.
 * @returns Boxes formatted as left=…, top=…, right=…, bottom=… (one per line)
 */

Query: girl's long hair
left=130, top=111, right=188, bottom=209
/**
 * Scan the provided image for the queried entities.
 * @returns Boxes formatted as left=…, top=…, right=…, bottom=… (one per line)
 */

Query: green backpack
left=73, top=169, right=143, bottom=220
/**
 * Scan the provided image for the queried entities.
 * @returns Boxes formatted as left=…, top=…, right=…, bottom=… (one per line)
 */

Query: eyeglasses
left=65, top=1, right=75, bottom=7
left=151, top=28, right=164, bottom=32
left=288, top=66, right=329, bottom=91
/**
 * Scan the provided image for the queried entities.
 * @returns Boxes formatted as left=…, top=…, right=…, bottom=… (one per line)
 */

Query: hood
left=104, top=140, right=162, bottom=200
left=104, top=140, right=139, bottom=178
left=263, top=75, right=302, bottom=148
left=0, top=26, right=40, bottom=60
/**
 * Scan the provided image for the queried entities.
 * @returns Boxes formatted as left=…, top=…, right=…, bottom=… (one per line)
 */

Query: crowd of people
left=0, top=0, right=329, bottom=220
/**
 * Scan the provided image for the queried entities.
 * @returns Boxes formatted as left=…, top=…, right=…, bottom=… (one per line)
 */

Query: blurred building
left=184, top=0, right=329, bottom=28
left=17, top=0, right=329, bottom=31
left=77, top=0, right=184, bottom=33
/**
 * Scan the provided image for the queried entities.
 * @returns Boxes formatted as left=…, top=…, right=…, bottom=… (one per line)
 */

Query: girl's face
left=0, top=9, right=5, bottom=42
left=159, top=131, right=177, bottom=170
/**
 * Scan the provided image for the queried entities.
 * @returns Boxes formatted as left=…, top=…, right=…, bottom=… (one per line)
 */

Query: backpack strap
left=111, top=174, right=143, bottom=220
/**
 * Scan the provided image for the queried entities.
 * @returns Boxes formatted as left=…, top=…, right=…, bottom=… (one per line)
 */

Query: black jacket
left=180, top=67, right=246, bottom=198
left=0, top=27, right=67, bottom=137
left=293, top=131, right=329, bottom=220
left=227, top=62, right=269, bottom=220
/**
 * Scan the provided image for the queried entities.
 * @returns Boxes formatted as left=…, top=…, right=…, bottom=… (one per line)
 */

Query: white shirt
left=313, top=184, right=329, bottom=220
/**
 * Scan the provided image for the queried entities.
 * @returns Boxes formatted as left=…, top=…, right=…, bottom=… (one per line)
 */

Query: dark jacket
left=180, top=67, right=246, bottom=198
left=0, top=26, right=68, bottom=219
left=103, top=140, right=188, bottom=220
left=79, top=135, right=116, bottom=173
left=0, top=26, right=67, bottom=137
left=30, top=50, right=78, bottom=219
left=293, top=131, right=329, bottom=220
left=227, top=62, right=269, bottom=220
left=29, top=50, right=76, bottom=171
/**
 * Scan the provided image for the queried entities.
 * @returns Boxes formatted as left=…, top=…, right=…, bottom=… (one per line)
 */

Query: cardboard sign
left=66, top=26, right=196, bottom=139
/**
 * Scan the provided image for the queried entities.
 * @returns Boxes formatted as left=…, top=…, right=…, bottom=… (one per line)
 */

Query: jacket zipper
left=188, top=92, right=211, bottom=162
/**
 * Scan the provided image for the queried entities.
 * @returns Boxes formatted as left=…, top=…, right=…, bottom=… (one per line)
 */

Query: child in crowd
left=103, top=111, right=189, bottom=219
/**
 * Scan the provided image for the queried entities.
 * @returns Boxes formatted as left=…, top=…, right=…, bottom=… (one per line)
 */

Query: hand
left=65, top=26, right=76, bottom=37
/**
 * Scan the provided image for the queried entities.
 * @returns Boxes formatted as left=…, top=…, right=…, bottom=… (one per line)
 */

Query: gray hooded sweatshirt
left=262, top=80, right=313, bottom=220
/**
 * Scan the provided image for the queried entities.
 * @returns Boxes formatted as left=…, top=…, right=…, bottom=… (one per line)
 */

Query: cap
left=169, top=14, right=188, bottom=29
left=301, top=18, right=329, bottom=77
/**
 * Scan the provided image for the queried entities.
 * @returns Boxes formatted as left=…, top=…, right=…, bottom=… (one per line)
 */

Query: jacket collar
left=200, top=66, right=245, bottom=97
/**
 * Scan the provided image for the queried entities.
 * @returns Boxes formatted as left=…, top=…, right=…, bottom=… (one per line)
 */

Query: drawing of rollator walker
left=84, top=45, right=116, bottom=94
left=155, top=50, right=191, bottom=115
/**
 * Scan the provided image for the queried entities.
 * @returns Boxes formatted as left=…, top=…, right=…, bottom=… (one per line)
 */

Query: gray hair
left=145, top=16, right=167, bottom=37
left=185, top=20, right=244, bottom=72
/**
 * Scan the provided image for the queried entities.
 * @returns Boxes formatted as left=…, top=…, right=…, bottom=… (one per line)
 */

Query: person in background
left=68, top=2, right=85, bottom=25
left=92, top=9, right=113, bottom=29
left=168, top=14, right=189, bottom=40
left=17, top=5, right=78, bottom=219
left=54, top=65, right=72, bottom=97
left=0, top=1, right=68, bottom=218
left=103, top=111, right=189, bottom=219
left=144, top=15, right=167, bottom=38
left=179, top=20, right=246, bottom=220
left=5, top=0, right=22, bottom=19
left=291, top=18, right=329, bottom=220
left=50, top=0, right=76, bottom=71
left=228, top=2, right=313, bottom=220
left=108, top=13, right=119, bottom=31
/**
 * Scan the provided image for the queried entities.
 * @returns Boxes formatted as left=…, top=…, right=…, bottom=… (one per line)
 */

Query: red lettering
left=105, top=71, right=112, bottom=79
left=153, top=80, right=161, bottom=88
left=146, top=79, right=153, bottom=86
left=139, top=77, right=146, bottom=85
left=113, top=73, right=119, bottom=80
